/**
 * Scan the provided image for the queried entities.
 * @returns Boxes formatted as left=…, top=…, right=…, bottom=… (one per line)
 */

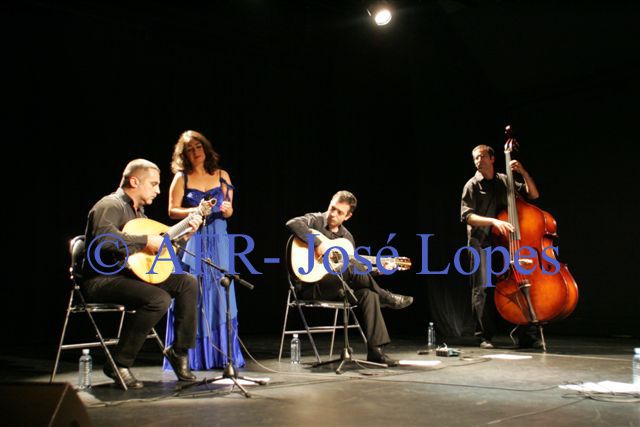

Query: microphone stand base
left=312, top=346, right=388, bottom=375
left=179, top=365, right=267, bottom=399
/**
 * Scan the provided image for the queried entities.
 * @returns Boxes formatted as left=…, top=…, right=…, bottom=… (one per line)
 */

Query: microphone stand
left=312, top=267, right=388, bottom=374
left=174, top=240, right=266, bottom=398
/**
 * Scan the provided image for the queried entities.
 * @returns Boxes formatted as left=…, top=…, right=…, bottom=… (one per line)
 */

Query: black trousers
left=82, top=272, right=198, bottom=367
left=470, top=244, right=538, bottom=343
left=299, top=263, right=391, bottom=348
left=470, top=244, right=496, bottom=341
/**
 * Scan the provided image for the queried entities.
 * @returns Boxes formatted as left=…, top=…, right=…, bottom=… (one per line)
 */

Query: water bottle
left=633, top=347, right=640, bottom=385
left=78, top=349, right=92, bottom=390
left=290, top=334, right=301, bottom=364
left=427, top=322, right=436, bottom=350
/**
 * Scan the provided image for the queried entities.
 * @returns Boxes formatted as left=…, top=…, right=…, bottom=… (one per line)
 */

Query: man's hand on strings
left=492, top=218, right=515, bottom=236
left=188, top=215, right=203, bottom=232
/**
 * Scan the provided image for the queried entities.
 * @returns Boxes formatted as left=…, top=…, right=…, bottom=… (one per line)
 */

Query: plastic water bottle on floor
left=633, top=348, right=640, bottom=385
left=290, top=334, right=301, bottom=364
left=427, top=322, right=436, bottom=350
left=78, top=349, right=92, bottom=390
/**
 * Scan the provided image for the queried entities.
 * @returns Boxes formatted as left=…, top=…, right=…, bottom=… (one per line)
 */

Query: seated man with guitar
left=82, top=159, right=208, bottom=389
left=286, top=190, right=413, bottom=366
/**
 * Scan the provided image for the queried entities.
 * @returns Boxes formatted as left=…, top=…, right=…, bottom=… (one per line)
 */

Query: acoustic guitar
left=289, top=228, right=411, bottom=283
left=123, top=197, right=214, bottom=284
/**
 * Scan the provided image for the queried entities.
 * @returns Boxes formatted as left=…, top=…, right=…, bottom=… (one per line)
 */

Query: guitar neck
left=358, top=254, right=411, bottom=271
left=359, top=255, right=393, bottom=263
left=167, top=199, right=212, bottom=240
left=166, top=214, right=196, bottom=240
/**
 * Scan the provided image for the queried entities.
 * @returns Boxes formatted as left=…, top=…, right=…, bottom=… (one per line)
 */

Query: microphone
left=198, top=194, right=216, bottom=230
left=202, top=194, right=217, bottom=210
left=225, top=273, right=254, bottom=290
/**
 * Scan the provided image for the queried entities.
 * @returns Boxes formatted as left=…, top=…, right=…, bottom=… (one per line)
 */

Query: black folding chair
left=50, top=235, right=164, bottom=390
left=278, top=235, right=367, bottom=364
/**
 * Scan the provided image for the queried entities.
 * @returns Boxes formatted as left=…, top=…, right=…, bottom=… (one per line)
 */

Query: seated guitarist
left=82, top=159, right=202, bottom=389
left=286, top=190, right=413, bottom=366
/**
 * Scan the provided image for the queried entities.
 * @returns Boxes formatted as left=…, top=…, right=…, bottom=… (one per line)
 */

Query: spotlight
left=367, top=1, right=392, bottom=26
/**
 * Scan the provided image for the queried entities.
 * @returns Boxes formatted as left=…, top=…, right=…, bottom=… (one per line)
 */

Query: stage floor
left=2, top=335, right=639, bottom=426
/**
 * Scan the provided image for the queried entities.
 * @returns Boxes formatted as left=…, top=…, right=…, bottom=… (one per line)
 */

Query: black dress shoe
left=164, top=346, right=197, bottom=381
left=103, top=363, right=144, bottom=389
left=380, top=291, right=413, bottom=310
left=366, top=346, right=398, bottom=367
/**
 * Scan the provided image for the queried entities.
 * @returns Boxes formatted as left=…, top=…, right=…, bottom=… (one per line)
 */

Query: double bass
left=493, top=127, right=579, bottom=350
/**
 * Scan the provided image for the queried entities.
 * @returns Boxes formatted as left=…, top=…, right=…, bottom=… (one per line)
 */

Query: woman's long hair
left=170, top=130, right=220, bottom=175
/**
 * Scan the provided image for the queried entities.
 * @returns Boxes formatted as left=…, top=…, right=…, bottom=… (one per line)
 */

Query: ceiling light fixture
left=367, top=1, right=393, bottom=26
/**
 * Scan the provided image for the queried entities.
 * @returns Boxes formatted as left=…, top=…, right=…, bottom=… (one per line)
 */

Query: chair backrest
left=285, top=234, right=296, bottom=280
left=287, top=234, right=316, bottom=304
left=69, top=235, right=86, bottom=284
left=285, top=234, right=305, bottom=288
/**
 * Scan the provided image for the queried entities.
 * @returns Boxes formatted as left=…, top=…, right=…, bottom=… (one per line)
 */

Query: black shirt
left=460, top=171, right=524, bottom=247
left=82, top=188, right=149, bottom=279
left=286, top=212, right=355, bottom=247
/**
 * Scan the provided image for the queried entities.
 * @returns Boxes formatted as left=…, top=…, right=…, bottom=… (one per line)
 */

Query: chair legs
left=51, top=289, right=165, bottom=391
left=53, top=303, right=129, bottom=390
left=50, top=289, right=75, bottom=384
left=277, top=290, right=291, bottom=363
left=279, top=289, right=368, bottom=364
left=278, top=291, right=322, bottom=363
left=294, top=301, right=323, bottom=364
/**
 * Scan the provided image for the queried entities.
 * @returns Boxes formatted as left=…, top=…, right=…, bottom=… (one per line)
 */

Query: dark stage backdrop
left=5, top=1, right=638, bottom=347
